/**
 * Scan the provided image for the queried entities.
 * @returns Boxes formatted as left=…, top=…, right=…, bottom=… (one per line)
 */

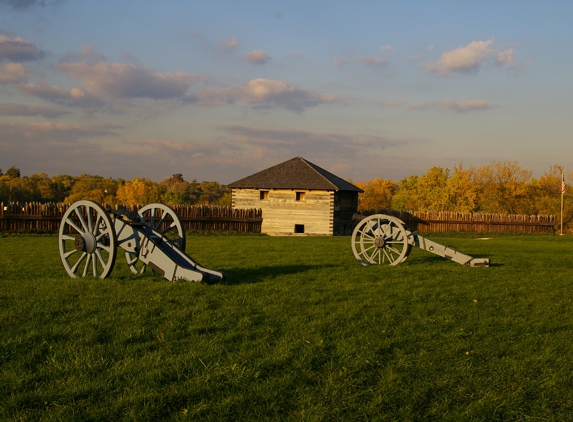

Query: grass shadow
left=218, top=264, right=338, bottom=285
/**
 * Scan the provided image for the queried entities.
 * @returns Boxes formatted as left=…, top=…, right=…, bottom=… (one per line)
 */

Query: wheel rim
left=351, top=215, right=410, bottom=266
left=59, top=200, right=117, bottom=278
left=124, top=203, right=186, bottom=274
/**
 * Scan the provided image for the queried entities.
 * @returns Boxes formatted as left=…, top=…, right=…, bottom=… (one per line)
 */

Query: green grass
left=1, top=233, right=573, bottom=421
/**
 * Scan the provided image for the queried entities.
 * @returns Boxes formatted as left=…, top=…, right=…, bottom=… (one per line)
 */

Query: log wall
left=232, top=189, right=333, bottom=236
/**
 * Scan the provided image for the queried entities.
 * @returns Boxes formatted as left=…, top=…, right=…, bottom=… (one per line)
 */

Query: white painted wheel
left=58, top=200, right=117, bottom=278
left=351, top=214, right=410, bottom=266
left=125, top=203, right=186, bottom=274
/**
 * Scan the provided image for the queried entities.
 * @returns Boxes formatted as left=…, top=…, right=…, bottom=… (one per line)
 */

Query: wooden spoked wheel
left=125, top=203, right=186, bottom=274
left=58, top=200, right=117, bottom=278
left=351, top=214, right=411, bottom=266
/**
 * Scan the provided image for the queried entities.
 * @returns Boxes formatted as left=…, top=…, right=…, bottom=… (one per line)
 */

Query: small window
left=260, top=190, right=269, bottom=200
left=296, top=191, right=305, bottom=201
left=295, top=224, right=305, bottom=234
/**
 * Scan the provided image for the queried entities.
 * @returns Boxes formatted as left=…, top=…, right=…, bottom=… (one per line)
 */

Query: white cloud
left=0, top=0, right=63, bottom=9
left=0, top=121, right=121, bottom=142
left=0, top=103, right=70, bottom=118
left=56, top=61, right=201, bottom=100
left=333, top=54, right=387, bottom=69
left=495, top=48, right=516, bottom=67
left=0, top=34, right=42, bottom=62
left=135, top=139, right=220, bottom=159
left=16, top=81, right=105, bottom=113
left=243, top=50, right=271, bottom=64
left=197, top=78, right=344, bottom=112
left=405, top=102, right=430, bottom=111
left=424, top=39, right=494, bottom=76
left=354, top=55, right=387, bottom=68
left=379, top=45, right=395, bottom=53
left=440, top=98, right=494, bottom=112
left=218, top=36, right=239, bottom=52
left=59, top=44, right=107, bottom=63
left=333, top=56, right=347, bottom=67
left=218, top=125, right=401, bottom=157
left=0, top=62, right=27, bottom=84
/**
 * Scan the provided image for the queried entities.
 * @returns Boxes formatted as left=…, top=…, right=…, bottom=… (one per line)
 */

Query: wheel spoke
left=71, top=252, right=87, bottom=273
left=383, top=248, right=396, bottom=263
left=65, top=217, right=84, bottom=234
left=76, top=208, right=89, bottom=232
left=82, top=254, right=91, bottom=277
left=364, top=247, right=378, bottom=264
left=154, top=212, right=166, bottom=232
left=93, top=214, right=103, bottom=234
left=358, top=230, right=375, bottom=240
left=160, top=223, right=176, bottom=236
left=96, top=242, right=112, bottom=253
left=94, top=249, right=106, bottom=268
left=92, top=253, right=99, bottom=277
left=125, top=203, right=185, bottom=274
left=63, top=249, right=77, bottom=259
left=387, top=245, right=403, bottom=256
left=87, top=206, right=95, bottom=232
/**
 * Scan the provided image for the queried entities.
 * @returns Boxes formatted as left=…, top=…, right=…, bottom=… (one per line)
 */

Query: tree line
left=1, top=160, right=570, bottom=220
left=354, top=161, right=570, bottom=220
left=0, top=167, right=231, bottom=206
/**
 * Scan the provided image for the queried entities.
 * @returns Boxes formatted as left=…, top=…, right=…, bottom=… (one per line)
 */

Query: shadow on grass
left=408, top=253, right=502, bottom=267
left=219, top=264, right=337, bottom=285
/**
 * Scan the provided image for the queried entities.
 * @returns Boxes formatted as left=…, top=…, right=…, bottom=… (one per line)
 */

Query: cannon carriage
left=58, top=200, right=224, bottom=283
left=351, top=213, right=490, bottom=267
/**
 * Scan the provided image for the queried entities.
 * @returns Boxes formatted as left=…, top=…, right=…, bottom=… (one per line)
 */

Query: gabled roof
left=227, top=156, right=363, bottom=192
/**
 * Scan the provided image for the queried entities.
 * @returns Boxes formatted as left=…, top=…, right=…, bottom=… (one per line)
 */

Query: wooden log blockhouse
left=227, top=156, right=363, bottom=236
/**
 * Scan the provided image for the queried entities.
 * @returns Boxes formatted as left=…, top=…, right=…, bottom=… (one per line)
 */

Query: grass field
left=1, top=232, right=573, bottom=421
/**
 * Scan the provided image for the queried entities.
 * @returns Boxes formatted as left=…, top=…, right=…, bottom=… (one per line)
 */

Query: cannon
left=351, top=214, right=490, bottom=267
left=58, top=200, right=224, bottom=282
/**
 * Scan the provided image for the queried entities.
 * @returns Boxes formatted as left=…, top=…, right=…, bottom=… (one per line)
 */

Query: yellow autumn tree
left=472, top=161, right=532, bottom=214
left=116, top=177, right=162, bottom=205
left=356, top=178, right=398, bottom=211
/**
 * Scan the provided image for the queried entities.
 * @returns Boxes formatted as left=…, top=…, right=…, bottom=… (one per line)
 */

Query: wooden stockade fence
left=360, top=209, right=556, bottom=234
left=0, top=202, right=557, bottom=234
left=0, top=202, right=263, bottom=233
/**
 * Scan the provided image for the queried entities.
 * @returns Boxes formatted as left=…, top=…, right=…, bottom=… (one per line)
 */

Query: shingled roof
left=227, top=156, right=363, bottom=192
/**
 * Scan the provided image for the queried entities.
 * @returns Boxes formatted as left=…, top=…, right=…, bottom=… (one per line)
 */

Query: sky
left=0, top=0, right=572, bottom=184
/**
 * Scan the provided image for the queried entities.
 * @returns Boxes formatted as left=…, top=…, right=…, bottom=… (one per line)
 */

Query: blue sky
left=1, top=0, right=572, bottom=184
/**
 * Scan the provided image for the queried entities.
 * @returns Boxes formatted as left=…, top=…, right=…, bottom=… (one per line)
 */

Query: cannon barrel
left=352, top=213, right=367, bottom=222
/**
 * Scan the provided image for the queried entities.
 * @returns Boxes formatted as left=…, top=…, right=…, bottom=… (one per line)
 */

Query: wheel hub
left=74, top=233, right=97, bottom=254
left=374, top=237, right=386, bottom=248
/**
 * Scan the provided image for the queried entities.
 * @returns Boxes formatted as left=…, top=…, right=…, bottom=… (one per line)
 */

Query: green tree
left=473, top=161, right=532, bottom=214
left=391, top=175, right=420, bottom=211
left=5, top=166, right=21, bottom=178
left=64, top=175, right=119, bottom=204
left=415, top=166, right=450, bottom=211
left=160, top=173, right=196, bottom=205
left=197, top=181, right=230, bottom=205
left=442, top=165, right=479, bottom=212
